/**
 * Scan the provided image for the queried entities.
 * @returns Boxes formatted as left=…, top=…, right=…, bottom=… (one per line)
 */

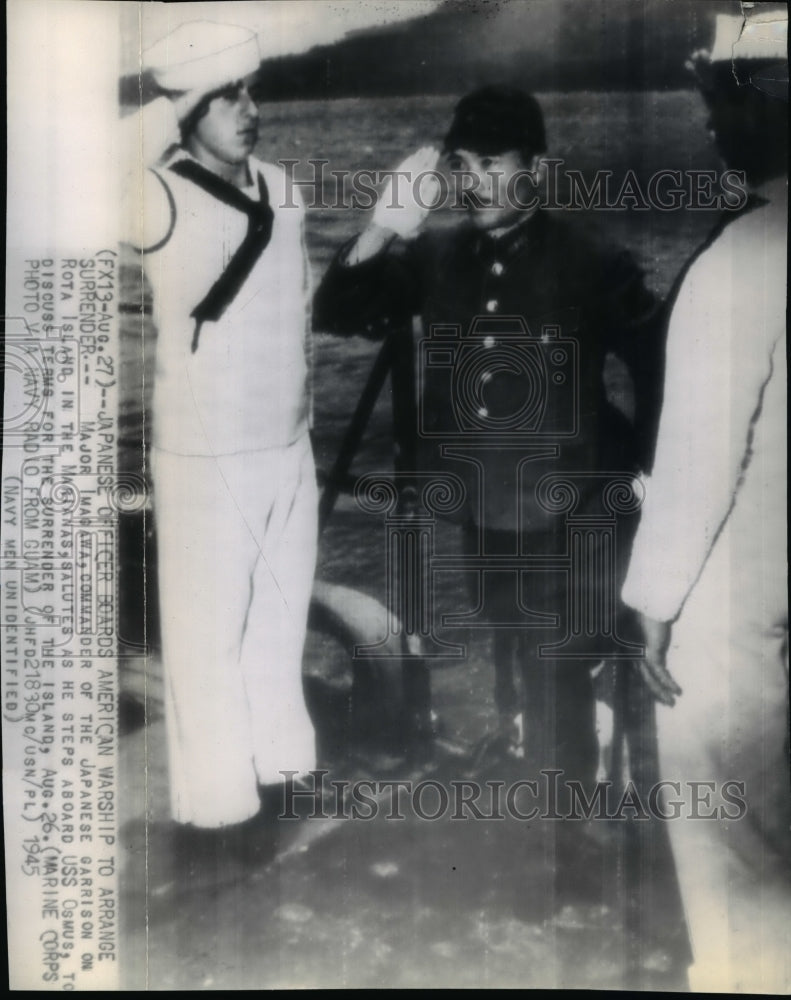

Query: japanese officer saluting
left=123, top=21, right=318, bottom=865
left=315, top=86, right=662, bottom=803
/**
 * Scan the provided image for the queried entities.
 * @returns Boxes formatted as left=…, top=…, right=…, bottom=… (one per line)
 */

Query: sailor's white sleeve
left=621, top=230, right=775, bottom=622
left=300, top=204, right=315, bottom=430
left=120, top=97, right=180, bottom=251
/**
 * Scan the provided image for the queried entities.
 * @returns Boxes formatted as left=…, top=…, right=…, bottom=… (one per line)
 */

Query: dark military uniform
left=315, top=208, right=661, bottom=789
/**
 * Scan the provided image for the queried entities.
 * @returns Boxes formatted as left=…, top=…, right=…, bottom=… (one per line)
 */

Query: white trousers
left=656, top=524, right=790, bottom=994
left=151, top=435, right=318, bottom=827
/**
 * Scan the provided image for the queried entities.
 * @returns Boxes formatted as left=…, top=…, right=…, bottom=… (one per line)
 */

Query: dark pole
left=390, top=319, right=418, bottom=479
left=318, top=330, right=398, bottom=534
left=390, top=320, right=434, bottom=760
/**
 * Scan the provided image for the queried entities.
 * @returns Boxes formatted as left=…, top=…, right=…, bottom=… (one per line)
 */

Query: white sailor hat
left=690, top=6, right=788, bottom=99
left=144, top=21, right=261, bottom=94
left=710, top=6, right=788, bottom=63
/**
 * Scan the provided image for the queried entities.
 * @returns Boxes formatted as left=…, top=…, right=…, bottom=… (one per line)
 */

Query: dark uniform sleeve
left=312, top=234, right=426, bottom=339
left=592, top=248, right=666, bottom=472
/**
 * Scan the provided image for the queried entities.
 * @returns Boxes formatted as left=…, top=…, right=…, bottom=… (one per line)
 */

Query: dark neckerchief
left=169, top=158, right=274, bottom=352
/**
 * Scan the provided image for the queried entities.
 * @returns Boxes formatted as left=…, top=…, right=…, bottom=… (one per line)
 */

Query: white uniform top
left=622, top=178, right=788, bottom=623
left=124, top=98, right=311, bottom=457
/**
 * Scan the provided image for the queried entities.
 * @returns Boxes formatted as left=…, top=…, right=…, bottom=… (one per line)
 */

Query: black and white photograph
left=2, top=0, right=788, bottom=990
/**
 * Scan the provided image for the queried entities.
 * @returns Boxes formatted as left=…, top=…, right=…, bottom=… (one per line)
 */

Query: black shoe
left=225, top=810, right=279, bottom=868
left=174, top=811, right=277, bottom=873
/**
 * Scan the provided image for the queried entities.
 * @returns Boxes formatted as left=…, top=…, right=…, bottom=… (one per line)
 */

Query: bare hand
left=634, top=612, right=682, bottom=706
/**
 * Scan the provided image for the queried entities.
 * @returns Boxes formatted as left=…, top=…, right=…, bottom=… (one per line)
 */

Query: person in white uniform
left=123, top=22, right=318, bottom=851
left=621, top=9, right=789, bottom=993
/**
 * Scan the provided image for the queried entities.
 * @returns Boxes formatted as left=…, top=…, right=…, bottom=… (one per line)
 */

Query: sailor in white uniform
left=124, top=22, right=318, bottom=838
left=622, top=10, right=789, bottom=992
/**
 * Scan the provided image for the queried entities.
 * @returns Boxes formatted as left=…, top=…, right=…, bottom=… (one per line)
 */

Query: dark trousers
left=496, top=628, right=599, bottom=789
left=463, top=524, right=604, bottom=791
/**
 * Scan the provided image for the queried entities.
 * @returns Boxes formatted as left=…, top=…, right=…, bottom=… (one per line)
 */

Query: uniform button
left=491, top=261, right=504, bottom=276
left=485, top=299, right=499, bottom=313
left=483, top=335, right=496, bottom=348
left=477, top=406, right=489, bottom=418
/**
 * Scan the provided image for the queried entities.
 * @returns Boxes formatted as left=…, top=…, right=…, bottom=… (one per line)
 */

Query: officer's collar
left=473, top=209, right=545, bottom=263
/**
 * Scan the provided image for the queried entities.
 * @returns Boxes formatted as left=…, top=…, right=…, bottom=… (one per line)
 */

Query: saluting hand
left=634, top=612, right=682, bottom=706
left=372, top=146, right=442, bottom=238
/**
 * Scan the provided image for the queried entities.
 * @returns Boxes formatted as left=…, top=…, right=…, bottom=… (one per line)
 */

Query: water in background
left=257, top=92, right=720, bottom=278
